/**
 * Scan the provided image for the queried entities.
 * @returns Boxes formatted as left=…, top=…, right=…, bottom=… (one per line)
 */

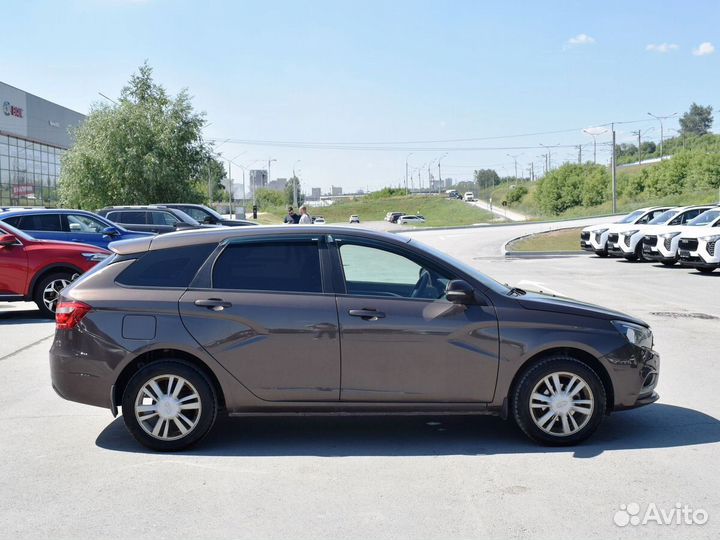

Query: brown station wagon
left=50, top=226, right=659, bottom=451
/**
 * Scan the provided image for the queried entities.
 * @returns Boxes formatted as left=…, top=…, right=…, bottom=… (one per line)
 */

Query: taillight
left=55, top=301, right=92, bottom=330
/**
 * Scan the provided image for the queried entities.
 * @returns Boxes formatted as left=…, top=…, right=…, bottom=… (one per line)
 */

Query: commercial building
left=248, top=169, right=268, bottom=193
left=331, top=186, right=342, bottom=196
left=310, top=187, right=321, bottom=199
left=267, top=178, right=287, bottom=192
left=0, top=81, right=85, bottom=206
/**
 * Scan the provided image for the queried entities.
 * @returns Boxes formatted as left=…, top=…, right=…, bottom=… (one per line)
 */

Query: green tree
left=474, top=169, right=500, bottom=190
left=534, top=163, right=609, bottom=214
left=285, top=176, right=304, bottom=206
left=254, top=188, right=286, bottom=209
left=59, top=62, right=210, bottom=209
left=679, top=103, right=714, bottom=136
left=198, top=156, right=228, bottom=202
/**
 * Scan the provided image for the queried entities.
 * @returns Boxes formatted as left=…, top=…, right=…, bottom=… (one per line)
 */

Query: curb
left=502, top=224, right=592, bottom=257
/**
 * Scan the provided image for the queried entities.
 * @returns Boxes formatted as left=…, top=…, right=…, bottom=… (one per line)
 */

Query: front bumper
left=601, top=346, right=660, bottom=411
left=580, top=240, right=595, bottom=252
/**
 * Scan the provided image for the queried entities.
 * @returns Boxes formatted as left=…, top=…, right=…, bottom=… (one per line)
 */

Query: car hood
left=517, top=290, right=647, bottom=326
left=34, top=239, right=110, bottom=252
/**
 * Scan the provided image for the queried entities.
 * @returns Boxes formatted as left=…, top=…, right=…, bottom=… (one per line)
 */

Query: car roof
left=109, top=225, right=411, bottom=255
left=0, top=208, right=101, bottom=217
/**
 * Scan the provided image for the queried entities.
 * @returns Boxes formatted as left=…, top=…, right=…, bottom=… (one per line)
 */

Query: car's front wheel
left=512, top=355, right=606, bottom=445
left=697, top=267, right=716, bottom=274
left=121, top=360, right=218, bottom=451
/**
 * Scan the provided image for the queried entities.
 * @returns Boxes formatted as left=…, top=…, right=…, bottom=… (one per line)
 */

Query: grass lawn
left=249, top=195, right=495, bottom=227
left=507, top=227, right=584, bottom=252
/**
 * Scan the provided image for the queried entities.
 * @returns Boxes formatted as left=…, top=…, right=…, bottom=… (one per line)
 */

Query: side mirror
left=445, top=279, right=475, bottom=304
left=102, top=226, right=120, bottom=237
left=0, top=234, right=18, bottom=247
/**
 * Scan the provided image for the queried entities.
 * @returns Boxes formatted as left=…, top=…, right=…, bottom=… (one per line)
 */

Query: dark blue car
left=0, top=208, right=154, bottom=249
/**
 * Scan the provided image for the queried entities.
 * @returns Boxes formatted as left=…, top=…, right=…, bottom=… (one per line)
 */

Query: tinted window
left=617, top=210, right=645, bottom=224
left=15, top=214, right=62, bottom=231
left=213, top=242, right=322, bottom=293
left=150, top=211, right=179, bottom=226
left=648, top=210, right=678, bottom=224
left=339, top=242, right=450, bottom=299
left=109, top=211, right=147, bottom=224
left=117, top=244, right=216, bottom=287
left=178, top=206, right=211, bottom=222
left=2, top=216, right=20, bottom=227
left=689, top=210, right=720, bottom=226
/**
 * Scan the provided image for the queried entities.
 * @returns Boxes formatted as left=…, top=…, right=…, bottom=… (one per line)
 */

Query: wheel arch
left=113, top=348, right=227, bottom=412
left=508, top=346, right=614, bottom=414
left=28, top=264, right=84, bottom=300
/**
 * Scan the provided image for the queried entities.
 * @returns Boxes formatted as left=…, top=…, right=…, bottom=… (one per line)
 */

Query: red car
left=0, top=221, right=110, bottom=318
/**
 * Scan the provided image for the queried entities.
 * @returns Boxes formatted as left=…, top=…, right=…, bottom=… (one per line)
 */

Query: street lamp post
left=582, top=128, right=608, bottom=164
left=648, top=112, right=678, bottom=160
left=437, top=153, right=448, bottom=192
left=405, top=153, right=414, bottom=192
left=292, top=160, right=301, bottom=207
left=506, top=153, right=521, bottom=178
left=265, top=158, right=277, bottom=204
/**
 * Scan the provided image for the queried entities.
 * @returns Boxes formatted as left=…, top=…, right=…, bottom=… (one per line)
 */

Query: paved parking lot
left=1, top=219, right=718, bottom=540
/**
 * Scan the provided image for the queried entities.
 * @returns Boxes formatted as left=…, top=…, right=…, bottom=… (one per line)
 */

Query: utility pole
left=506, top=153, right=521, bottom=178
left=648, top=112, right=677, bottom=160
left=405, top=153, right=413, bottom=191
left=530, top=162, right=534, bottom=181
left=293, top=160, right=301, bottom=208
left=438, top=153, right=447, bottom=191
left=227, top=160, right=233, bottom=218
left=632, top=130, right=642, bottom=164
left=576, top=145, right=583, bottom=164
left=266, top=157, right=277, bottom=204
left=611, top=122, right=617, bottom=213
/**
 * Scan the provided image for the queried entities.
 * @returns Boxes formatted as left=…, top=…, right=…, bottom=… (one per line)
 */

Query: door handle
left=194, top=298, right=232, bottom=311
left=348, top=308, right=385, bottom=320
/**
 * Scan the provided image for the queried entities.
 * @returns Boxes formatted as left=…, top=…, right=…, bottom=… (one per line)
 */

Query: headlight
left=623, top=230, right=639, bottom=237
left=612, top=320, right=653, bottom=349
left=699, top=234, right=720, bottom=242
left=83, top=252, right=110, bottom=262
left=658, top=231, right=681, bottom=239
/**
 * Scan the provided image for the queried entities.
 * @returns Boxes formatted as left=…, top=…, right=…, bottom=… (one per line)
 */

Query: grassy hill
left=253, top=195, right=495, bottom=226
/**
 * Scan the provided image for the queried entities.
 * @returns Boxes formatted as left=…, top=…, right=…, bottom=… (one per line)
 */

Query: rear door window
left=15, top=214, right=62, bottom=231
left=212, top=241, right=322, bottom=293
left=150, top=211, right=180, bottom=226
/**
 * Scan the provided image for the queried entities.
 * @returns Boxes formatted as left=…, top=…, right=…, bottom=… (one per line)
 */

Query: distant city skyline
left=2, top=0, right=717, bottom=192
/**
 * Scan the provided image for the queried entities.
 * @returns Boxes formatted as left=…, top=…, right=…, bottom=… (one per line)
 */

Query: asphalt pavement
left=0, top=218, right=718, bottom=540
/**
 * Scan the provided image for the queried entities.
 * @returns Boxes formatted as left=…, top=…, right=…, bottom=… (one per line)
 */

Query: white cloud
left=567, top=33, right=596, bottom=47
left=646, top=43, right=678, bottom=53
left=692, top=42, right=715, bottom=56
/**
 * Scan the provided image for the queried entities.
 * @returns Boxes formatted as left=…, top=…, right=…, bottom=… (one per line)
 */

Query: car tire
left=661, top=260, right=676, bottom=267
left=633, top=243, right=645, bottom=262
left=697, top=267, right=715, bottom=274
left=33, top=271, right=76, bottom=318
left=596, top=251, right=608, bottom=258
left=121, top=360, right=218, bottom=452
left=512, top=355, right=606, bottom=446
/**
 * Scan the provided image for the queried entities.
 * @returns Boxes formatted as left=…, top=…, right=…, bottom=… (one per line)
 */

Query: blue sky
left=2, top=0, right=718, bottom=192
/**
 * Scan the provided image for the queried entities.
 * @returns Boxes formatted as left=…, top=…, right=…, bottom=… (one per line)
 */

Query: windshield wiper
left=508, top=287, right=527, bottom=296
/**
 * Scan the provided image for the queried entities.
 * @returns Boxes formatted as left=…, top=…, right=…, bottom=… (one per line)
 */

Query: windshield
left=408, top=238, right=510, bottom=295
left=0, top=220, right=32, bottom=241
left=649, top=209, right=679, bottom=224
left=172, top=209, right=201, bottom=226
left=688, top=209, right=720, bottom=226
left=617, top=210, right=645, bottom=224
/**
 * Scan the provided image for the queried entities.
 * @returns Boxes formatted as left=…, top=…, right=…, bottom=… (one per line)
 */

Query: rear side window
left=10, top=214, right=62, bottom=231
left=117, top=244, right=216, bottom=288
left=109, top=211, right=147, bottom=224
left=212, top=241, right=322, bottom=293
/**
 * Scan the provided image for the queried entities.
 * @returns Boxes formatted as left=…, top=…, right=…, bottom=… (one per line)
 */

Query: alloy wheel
left=42, top=274, right=77, bottom=312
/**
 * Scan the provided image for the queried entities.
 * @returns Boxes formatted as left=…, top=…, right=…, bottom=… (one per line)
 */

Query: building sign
left=12, top=184, right=35, bottom=198
left=0, top=82, right=29, bottom=137
left=3, top=101, right=24, bottom=118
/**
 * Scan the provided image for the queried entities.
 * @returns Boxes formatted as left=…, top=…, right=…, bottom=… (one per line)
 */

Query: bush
left=535, top=163, right=609, bottom=214
left=506, top=185, right=528, bottom=204
left=364, top=187, right=410, bottom=200
left=254, top=188, right=285, bottom=209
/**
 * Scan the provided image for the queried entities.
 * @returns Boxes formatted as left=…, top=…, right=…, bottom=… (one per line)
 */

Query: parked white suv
left=612, top=205, right=715, bottom=261
left=642, top=208, right=720, bottom=265
left=581, top=207, right=671, bottom=257
left=677, top=211, right=720, bottom=273
left=464, top=192, right=475, bottom=202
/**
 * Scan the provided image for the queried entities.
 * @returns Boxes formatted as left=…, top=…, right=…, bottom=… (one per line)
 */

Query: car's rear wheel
left=121, top=360, right=218, bottom=451
left=33, top=271, right=78, bottom=318
left=697, top=267, right=716, bottom=274
left=512, top=356, right=606, bottom=445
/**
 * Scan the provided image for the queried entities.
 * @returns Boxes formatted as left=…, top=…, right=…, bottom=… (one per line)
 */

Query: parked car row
left=581, top=204, right=720, bottom=272
left=384, top=212, right=426, bottom=225
left=0, top=204, right=253, bottom=317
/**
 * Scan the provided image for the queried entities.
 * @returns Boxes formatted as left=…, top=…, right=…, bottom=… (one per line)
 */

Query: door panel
left=180, top=290, right=340, bottom=401
left=337, top=296, right=499, bottom=402
left=333, top=240, right=499, bottom=403
left=0, top=243, right=28, bottom=295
